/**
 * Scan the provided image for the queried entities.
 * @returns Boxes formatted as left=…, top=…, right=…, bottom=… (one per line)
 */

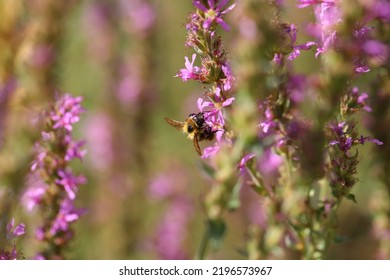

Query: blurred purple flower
left=299, top=0, right=341, bottom=57
left=30, top=44, right=54, bottom=68
left=6, top=218, right=26, bottom=239
left=248, top=200, right=268, bottom=229
left=238, top=17, right=257, bottom=40
left=22, top=174, right=48, bottom=212
left=55, top=169, right=87, bottom=200
left=50, top=199, right=86, bottom=235
left=34, top=254, right=46, bottom=260
left=117, top=62, right=142, bottom=105
left=154, top=197, right=193, bottom=259
left=148, top=174, right=175, bottom=200
left=285, top=24, right=316, bottom=61
left=286, top=75, right=307, bottom=103
left=355, top=65, right=371, bottom=73
left=258, top=148, right=283, bottom=179
left=85, top=113, right=114, bottom=171
left=238, top=153, right=255, bottom=173
left=0, top=219, right=25, bottom=260
left=82, top=2, right=113, bottom=62
left=363, top=40, right=389, bottom=64
left=273, top=53, right=284, bottom=65
left=35, top=227, right=45, bottom=241
left=51, top=94, right=85, bottom=132
left=120, top=0, right=156, bottom=34
left=296, top=0, right=324, bottom=8
left=193, top=0, right=236, bottom=31
left=351, top=87, right=372, bottom=112
left=64, top=135, right=87, bottom=161
left=259, top=106, right=277, bottom=135
left=370, top=0, right=390, bottom=22
left=201, top=145, right=221, bottom=159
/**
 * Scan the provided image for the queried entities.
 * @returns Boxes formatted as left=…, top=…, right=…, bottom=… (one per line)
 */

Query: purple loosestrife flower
left=297, top=0, right=333, bottom=8
left=283, top=24, right=316, bottom=61
left=6, top=218, right=26, bottom=239
left=272, top=53, right=284, bottom=66
left=0, top=218, right=25, bottom=260
left=64, top=136, right=87, bottom=161
left=258, top=148, right=283, bottom=180
left=50, top=199, right=86, bottom=235
left=341, top=87, right=375, bottom=117
left=351, top=87, right=371, bottom=112
left=370, top=0, right=390, bottom=22
left=22, top=174, right=48, bottom=212
left=327, top=120, right=382, bottom=199
left=258, top=103, right=278, bottom=135
left=120, top=0, right=156, bottom=35
left=55, top=169, right=87, bottom=201
left=192, top=0, right=236, bottom=31
left=176, top=54, right=201, bottom=82
left=328, top=121, right=382, bottom=154
left=197, top=87, right=235, bottom=138
left=352, top=26, right=389, bottom=72
left=221, top=63, right=234, bottom=91
left=51, top=94, right=85, bottom=132
left=201, top=145, right=221, bottom=159
left=299, top=0, right=341, bottom=57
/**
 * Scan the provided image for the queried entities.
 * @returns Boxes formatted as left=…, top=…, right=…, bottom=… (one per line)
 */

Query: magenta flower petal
left=201, top=145, right=220, bottom=159
left=192, top=0, right=207, bottom=12
left=216, top=18, right=230, bottom=31
left=238, top=153, right=256, bottom=171
left=222, top=97, right=235, bottom=107
left=13, top=224, right=26, bottom=237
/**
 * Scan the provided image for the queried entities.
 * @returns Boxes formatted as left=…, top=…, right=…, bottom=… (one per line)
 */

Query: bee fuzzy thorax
left=164, top=112, right=216, bottom=156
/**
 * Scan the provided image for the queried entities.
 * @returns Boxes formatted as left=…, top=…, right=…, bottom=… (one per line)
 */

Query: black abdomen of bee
left=199, top=125, right=215, bottom=141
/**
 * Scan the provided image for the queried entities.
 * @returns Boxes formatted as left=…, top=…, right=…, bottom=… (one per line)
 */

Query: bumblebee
left=164, top=112, right=215, bottom=156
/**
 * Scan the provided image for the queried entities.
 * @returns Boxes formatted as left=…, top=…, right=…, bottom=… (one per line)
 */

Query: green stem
left=196, top=225, right=210, bottom=260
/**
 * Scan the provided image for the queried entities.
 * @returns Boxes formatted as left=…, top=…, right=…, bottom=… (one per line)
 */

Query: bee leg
left=193, top=137, right=202, bottom=156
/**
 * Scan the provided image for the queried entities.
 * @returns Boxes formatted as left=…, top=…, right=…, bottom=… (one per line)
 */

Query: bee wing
left=164, top=117, right=185, bottom=131
left=193, top=137, right=202, bottom=156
